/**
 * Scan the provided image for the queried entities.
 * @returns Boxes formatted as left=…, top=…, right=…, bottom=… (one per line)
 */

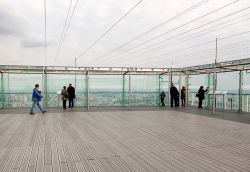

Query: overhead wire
left=124, top=15, right=250, bottom=66
left=53, top=0, right=78, bottom=66
left=76, top=0, right=144, bottom=60
left=85, top=0, right=210, bottom=66
left=43, top=0, right=47, bottom=66
left=92, top=0, right=240, bottom=66
left=62, top=0, right=78, bottom=43
left=120, top=31, right=250, bottom=67
left=178, top=12, right=250, bottom=42
left=53, top=0, right=73, bottom=65
left=127, top=15, right=250, bottom=65
left=105, top=6, right=250, bottom=66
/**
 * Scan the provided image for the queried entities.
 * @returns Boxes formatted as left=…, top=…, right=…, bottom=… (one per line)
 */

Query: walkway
left=0, top=110, right=250, bottom=171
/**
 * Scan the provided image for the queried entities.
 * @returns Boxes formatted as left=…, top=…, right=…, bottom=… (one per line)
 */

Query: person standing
left=181, top=86, right=186, bottom=107
left=67, top=83, right=75, bottom=109
left=61, top=86, right=68, bottom=109
left=197, top=86, right=208, bottom=108
left=29, top=84, right=46, bottom=114
left=160, top=91, right=166, bottom=107
left=170, top=84, right=179, bottom=107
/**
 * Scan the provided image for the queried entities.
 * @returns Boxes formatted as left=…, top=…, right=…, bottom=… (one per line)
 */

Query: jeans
left=69, top=98, right=74, bottom=108
left=30, top=101, right=45, bottom=113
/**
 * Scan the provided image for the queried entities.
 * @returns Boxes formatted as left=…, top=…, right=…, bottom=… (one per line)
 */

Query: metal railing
left=0, top=91, right=249, bottom=112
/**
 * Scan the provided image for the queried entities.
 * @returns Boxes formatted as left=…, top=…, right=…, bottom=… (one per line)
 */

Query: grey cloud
left=20, top=39, right=45, bottom=48
left=0, top=4, right=48, bottom=48
left=0, top=5, right=25, bottom=36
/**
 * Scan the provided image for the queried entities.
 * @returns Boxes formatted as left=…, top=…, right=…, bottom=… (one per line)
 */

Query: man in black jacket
left=67, top=84, right=75, bottom=109
left=170, top=84, right=179, bottom=107
left=197, top=86, right=208, bottom=108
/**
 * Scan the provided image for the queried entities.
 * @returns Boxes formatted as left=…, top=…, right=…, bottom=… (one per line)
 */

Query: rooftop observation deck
left=0, top=107, right=250, bottom=172
left=1, top=60, right=250, bottom=171
left=1, top=0, right=250, bottom=170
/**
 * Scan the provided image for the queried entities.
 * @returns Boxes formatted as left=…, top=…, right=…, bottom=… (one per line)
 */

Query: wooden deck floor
left=0, top=111, right=250, bottom=172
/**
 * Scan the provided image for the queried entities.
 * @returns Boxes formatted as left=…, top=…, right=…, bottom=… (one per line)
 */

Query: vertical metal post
left=179, top=72, right=182, bottom=108
left=158, top=75, right=161, bottom=107
left=239, top=70, right=243, bottom=113
left=185, top=71, right=189, bottom=109
left=44, top=72, right=48, bottom=108
left=128, top=69, right=131, bottom=109
left=85, top=70, right=90, bottom=111
left=75, top=58, right=77, bottom=90
left=7, top=67, right=10, bottom=108
left=212, top=38, right=218, bottom=115
left=122, top=74, right=125, bottom=106
left=247, top=95, right=249, bottom=112
left=168, top=70, right=171, bottom=109
left=0, top=72, right=4, bottom=109
left=206, top=73, right=211, bottom=109
left=42, top=66, right=45, bottom=106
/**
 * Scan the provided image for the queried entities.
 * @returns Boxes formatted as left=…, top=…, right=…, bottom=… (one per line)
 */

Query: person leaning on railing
left=196, top=86, right=208, bottom=108
left=29, top=84, right=46, bottom=114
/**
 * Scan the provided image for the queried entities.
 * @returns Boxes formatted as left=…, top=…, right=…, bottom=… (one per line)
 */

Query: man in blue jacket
left=29, top=84, right=46, bottom=114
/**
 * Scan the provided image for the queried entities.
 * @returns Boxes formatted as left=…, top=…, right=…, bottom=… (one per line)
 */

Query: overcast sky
left=0, top=0, right=249, bottom=68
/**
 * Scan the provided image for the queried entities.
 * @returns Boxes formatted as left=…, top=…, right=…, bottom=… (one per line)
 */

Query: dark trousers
left=181, top=98, right=185, bottom=106
left=69, top=98, right=74, bottom=108
left=175, top=97, right=179, bottom=107
left=160, top=98, right=165, bottom=106
left=171, top=96, right=179, bottom=107
left=63, top=100, right=66, bottom=109
left=198, top=98, right=203, bottom=108
left=171, top=96, right=174, bottom=107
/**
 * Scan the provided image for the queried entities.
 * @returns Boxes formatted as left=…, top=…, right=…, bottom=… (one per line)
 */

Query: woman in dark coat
left=61, top=86, right=68, bottom=109
left=197, top=86, right=208, bottom=108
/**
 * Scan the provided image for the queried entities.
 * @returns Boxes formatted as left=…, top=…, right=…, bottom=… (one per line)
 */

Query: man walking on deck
left=29, top=84, right=46, bottom=114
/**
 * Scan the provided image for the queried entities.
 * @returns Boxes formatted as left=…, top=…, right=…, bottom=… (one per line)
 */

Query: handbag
left=196, top=93, right=199, bottom=97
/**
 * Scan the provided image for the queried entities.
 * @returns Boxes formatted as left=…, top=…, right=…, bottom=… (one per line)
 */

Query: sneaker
left=30, top=112, right=35, bottom=115
left=42, top=110, right=47, bottom=113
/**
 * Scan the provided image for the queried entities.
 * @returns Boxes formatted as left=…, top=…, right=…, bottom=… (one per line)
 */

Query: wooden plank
left=1, top=148, right=18, bottom=172
left=16, top=146, right=32, bottom=171
left=75, top=161, right=86, bottom=172
left=44, top=145, right=52, bottom=166
left=44, top=165, right=52, bottom=172
left=29, top=146, right=38, bottom=167
left=52, top=165, right=60, bottom=172
left=36, top=146, right=44, bottom=172
left=57, top=144, right=67, bottom=164
left=51, top=144, right=59, bottom=165
left=60, top=164, right=69, bottom=172
left=63, top=146, right=77, bottom=172
left=12, top=147, right=25, bottom=169
left=27, top=166, right=36, bottom=172
left=0, top=111, right=249, bottom=172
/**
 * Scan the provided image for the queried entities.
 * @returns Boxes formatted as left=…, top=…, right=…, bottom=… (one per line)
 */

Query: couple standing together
left=61, top=84, right=76, bottom=109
